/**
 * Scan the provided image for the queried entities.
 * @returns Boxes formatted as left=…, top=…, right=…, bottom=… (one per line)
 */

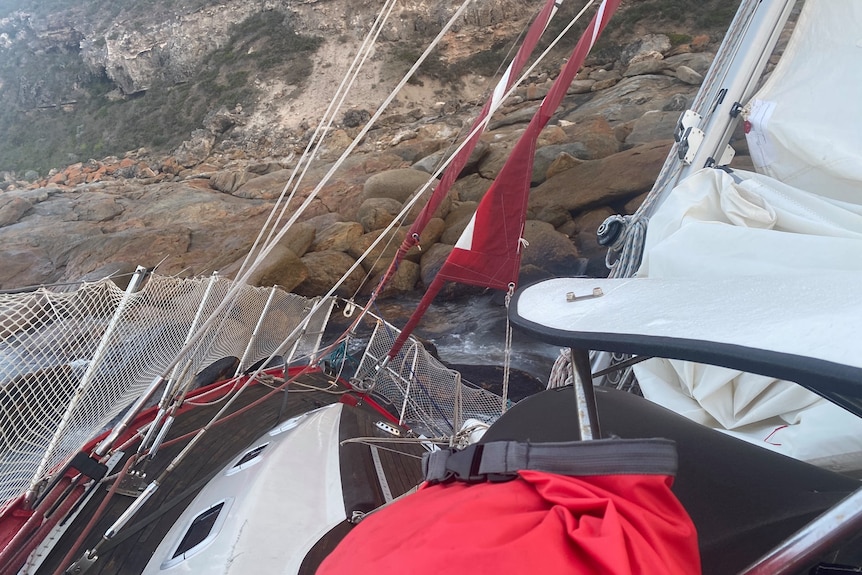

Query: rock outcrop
left=0, top=27, right=754, bottom=301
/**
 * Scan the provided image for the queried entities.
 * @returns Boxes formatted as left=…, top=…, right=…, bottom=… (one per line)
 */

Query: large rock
left=620, top=34, right=671, bottom=66
left=559, top=116, right=620, bottom=160
left=572, top=206, right=615, bottom=261
left=530, top=140, right=673, bottom=214
left=348, top=227, right=407, bottom=276
left=440, top=201, right=479, bottom=245
left=295, top=251, right=365, bottom=298
left=312, top=221, right=364, bottom=253
left=452, top=173, right=492, bottom=202
left=412, top=140, right=489, bottom=176
left=280, top=222, right=316, bottom=258
left=242, top=244, right=308, bottom=290
left=360, top=259, right=419, bottom=299
left=233, top=169, right=294, bottom=200
left=0, top=195, right=32, bottom=227
left=626, top=111, right=681, bottom=146
left=520, top=220, right=582, bottom=278
left=357, top=197, right=403, bottom=233
left=532, top=143, right=592, bottom=185
left=562, top=76, right=687, bottom=125
left=211, top=170, right=255, bottom=194
left=417, top=243, right=479, bottom=299
left=362, top=168, right=436, bottom=203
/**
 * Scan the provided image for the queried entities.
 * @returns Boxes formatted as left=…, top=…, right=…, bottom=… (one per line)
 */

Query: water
left=374, top=292, right=562, bottom=381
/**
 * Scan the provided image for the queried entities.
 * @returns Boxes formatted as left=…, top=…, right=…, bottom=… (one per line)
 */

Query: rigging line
left=215, top=0, right=600, bottom=381
left=169, top=0, right=485, bottom=396
left=363, top=0, right=597, bottom=308
left=338, top=439, right=426, bottom=460
left=234, top=0, right=400, bottom=281
left=248, top=0, right=401, bottom=274
left=173, top=0, right=480, bottom=360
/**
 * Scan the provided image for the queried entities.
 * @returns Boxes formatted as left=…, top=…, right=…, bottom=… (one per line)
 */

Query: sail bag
left=318, top=468, right=700, bottom=574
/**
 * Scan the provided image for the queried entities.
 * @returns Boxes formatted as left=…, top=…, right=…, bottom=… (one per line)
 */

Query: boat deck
left=30, top=369, right=424, bottom=574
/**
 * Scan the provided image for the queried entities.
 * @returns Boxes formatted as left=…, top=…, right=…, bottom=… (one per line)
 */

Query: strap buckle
left=444, top=443, right=485, bottom=483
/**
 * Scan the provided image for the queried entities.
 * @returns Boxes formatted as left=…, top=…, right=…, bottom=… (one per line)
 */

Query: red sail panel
left=407, top=0, right=561, bottom=237
left=434, top=0, right=620, bottom=290
left=370, top=0, right=565, bottom=301
left=385, top=0, right=620, bottom=360
left=318, top=470, right=701, bottom=575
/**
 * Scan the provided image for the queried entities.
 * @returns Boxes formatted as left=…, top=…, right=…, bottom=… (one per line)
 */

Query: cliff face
left=0, top=0, right=534, bottom=174
left=0, top=0, right=735, bottom=175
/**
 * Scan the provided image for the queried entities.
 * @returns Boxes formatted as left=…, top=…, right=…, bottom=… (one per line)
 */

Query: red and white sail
left=388, top=0, right=620, bottom=359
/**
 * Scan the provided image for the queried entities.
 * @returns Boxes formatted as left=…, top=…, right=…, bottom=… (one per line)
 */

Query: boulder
left=451, top=173, right=492, bottom=203
left=440, top=201, right=478, bottom=244
left=572, top=206, right=615, bottom=261
left=233, top=169, right=294, bottom=200
left=0, top=196, right=32, bottom=227
left=295, top=251, right=366, bottom=298
left=559, top=116, right=620, bottom=160
left=357, top=197, right=403, bottom=232
left=529, top=140, right=673, bottom=214
left=676, top=65, right=704, bottom=85
left=520, top=220, right=582, bottom=278
left=362, top=168, right=436, bottom=203
left=348, top=227, right=407, bottom=276
left=361, top=259, right=420, bottom=299
left=312, top=221, right=364, bottom=253
left=280, top=222, right=316, bottom=258
left=211, top=170, right=255, bottom=194
left=562, top=76, right=686, bottom=125
left=412, top=140, right=489, bottom=176
left=243, top=244, right=308, bottom=291
left=532, top=143, right=592, bottom=185
left=620, top=34, right=671, bottom=66
left=405, top=217, right=446, bottom=261
left=403, top=186, right=452, bottom=225
left=626, top=111, right=681, bottom=146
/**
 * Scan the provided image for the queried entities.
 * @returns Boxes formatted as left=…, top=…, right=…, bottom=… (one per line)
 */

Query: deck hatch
left=172, top=501, right=224, bottom=559
left=161, top=498, right=233, bottom=569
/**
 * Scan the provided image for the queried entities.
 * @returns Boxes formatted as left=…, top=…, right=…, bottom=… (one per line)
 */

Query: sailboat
left=1, top=0, right=861, bottom=574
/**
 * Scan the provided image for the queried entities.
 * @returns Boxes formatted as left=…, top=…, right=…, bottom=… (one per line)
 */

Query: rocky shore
left=0, top=32, right=754, bottom=297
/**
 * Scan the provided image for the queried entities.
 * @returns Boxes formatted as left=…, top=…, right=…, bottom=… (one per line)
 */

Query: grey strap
left=423, top=438, right=677, bottom=484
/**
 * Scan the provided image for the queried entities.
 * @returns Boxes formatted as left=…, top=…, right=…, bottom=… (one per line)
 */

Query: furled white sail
left=745, top=0, right=862, bottom=202
left=634, top=0, right=862, bottom=474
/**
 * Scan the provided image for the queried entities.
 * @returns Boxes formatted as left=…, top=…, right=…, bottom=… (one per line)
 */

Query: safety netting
left=352, top=319, right=504, bottom=438
left=0, top=272, right=332, bottom=508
